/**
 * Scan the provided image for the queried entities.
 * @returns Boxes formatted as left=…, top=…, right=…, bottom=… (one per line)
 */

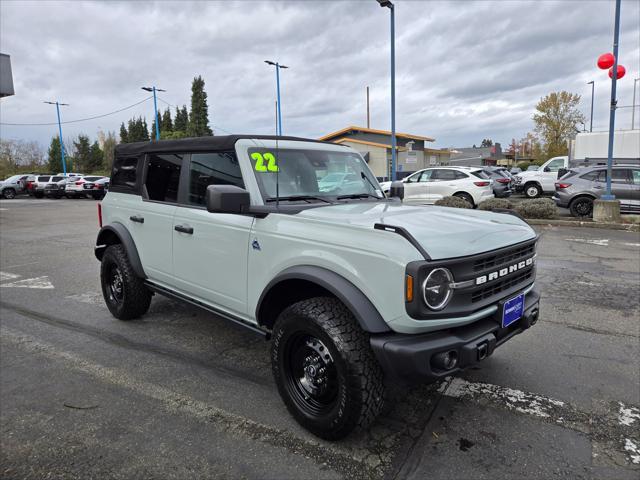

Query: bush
left=434, top=196, right=473, bottom=209
left=514, top=198, right=558, bottom=219
left=478, top=198, right=514, bottom=211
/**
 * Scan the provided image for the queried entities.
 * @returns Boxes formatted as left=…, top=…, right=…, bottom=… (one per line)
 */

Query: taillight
left=75, top=181, right=83, bottom=185
left=95, top=184, right=103, bottom=189
left=474, top=181, right=490, bottom=187
left=97, top=203, right=102, bottom=228
left=555, top=182, right=572, bottom=189
left=496, top=178, right=510, bottom=184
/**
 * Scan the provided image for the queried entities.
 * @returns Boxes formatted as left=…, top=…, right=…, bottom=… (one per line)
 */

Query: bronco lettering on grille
left=475, top=257, right=534, bottom=285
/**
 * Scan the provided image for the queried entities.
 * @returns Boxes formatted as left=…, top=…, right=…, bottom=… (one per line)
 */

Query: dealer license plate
left=502, top=293, right=525, bottom=328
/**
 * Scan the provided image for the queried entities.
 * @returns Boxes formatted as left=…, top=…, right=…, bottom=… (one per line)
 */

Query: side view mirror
left=543, top=166, right=551, bottom=172
left=206, top=185, right=250, bottom=214
left=388, top=181, right=405, bottom=200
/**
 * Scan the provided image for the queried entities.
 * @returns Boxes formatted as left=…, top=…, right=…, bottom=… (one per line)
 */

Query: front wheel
left=100, top=244, right=152, bottom=320
left=524, top=183, right=542, bottom=198
left=271, top=297, right=385, bottom=440
left=2, top=188, right=16, bottom=199
left=569, top=197, right=593, bottom=218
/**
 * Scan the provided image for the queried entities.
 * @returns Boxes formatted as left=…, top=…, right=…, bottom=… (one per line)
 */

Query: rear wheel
left=524, top=183, right=542, bottom=198
left=271, top=297, right=385, bottom=440
left=569, top=196, right=594, bottom=218
left=2, top=188, right=16, bottom=199
left=453, top=192, right=474, bottom=207
left=34, top=191, right=44, bottom=199
left=100, top=244, right=151, bottom=320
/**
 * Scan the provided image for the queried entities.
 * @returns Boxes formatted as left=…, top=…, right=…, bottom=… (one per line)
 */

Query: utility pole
left=366, top=86, right=370, bottom=128
left=377, top=0, right=396, bottom=181
left=44, top=101, right=69, bottom=175
left=632, top=77, right=639, bottom=130
left=587, top=81, right=594, bottom=132
left=142, top=86, right=166, bottom=141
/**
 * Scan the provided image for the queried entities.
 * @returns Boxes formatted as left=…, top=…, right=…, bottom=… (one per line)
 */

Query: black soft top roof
left=115, top=135, right=336, bottom=156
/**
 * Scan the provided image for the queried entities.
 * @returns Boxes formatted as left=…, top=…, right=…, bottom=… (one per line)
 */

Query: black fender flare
left=256, top=265, right=390, bottom=333
left=94, top=222, right=146, bottom=278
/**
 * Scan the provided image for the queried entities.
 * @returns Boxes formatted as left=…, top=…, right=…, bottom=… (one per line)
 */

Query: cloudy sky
left=1, top=0, right=639, bottom=151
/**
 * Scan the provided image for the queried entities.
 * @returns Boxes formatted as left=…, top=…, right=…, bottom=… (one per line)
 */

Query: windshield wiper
left=336, top=193, right=381, bottom=200
left=265, top=195, right=333, bottom=204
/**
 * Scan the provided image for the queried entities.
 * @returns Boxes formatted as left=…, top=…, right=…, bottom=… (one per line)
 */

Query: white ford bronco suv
left=96, top=135, right=540, bottom=440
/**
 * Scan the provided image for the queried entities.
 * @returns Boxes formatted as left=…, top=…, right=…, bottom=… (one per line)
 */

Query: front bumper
left=370, top=288, right=540, bottom=383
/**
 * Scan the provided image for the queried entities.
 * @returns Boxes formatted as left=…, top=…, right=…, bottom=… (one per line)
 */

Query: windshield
left=248, top=148, right=383, bottom=201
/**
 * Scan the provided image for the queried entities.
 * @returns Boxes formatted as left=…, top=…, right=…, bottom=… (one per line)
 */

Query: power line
left=0, top=96, right=153, bottom=126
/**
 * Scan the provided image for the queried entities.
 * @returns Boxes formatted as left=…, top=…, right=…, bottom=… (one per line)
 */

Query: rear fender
left=95, top=222, right=146, bottom=278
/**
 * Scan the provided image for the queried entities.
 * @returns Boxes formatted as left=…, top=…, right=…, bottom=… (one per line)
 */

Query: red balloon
left=608, top=65, right=626, bottom=79
left=597, top=52, right=615, bottom=69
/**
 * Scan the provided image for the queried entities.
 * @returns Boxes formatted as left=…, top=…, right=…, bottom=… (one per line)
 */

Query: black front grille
left=473, top=242, right=535, bottom=272
left=471, top=268, right=534, bottom=303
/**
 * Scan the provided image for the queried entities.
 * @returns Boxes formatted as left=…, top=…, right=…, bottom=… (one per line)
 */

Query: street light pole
left=44, top=101, right=69, bottom=175
left=265, top=61, right=288, bottom=136
left=377, top=0, right=396, bottom=181
left=587, top=81, right=594, bottom=132
left=142, top=86, right=166, bottom=141
left=632, top=77, right=640, bottom=130
left=603, top=0, right=621, bottom=201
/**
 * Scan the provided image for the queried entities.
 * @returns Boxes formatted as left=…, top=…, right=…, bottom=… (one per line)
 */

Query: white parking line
left=1, top=276, right=54, bottom=289
left=619, top=403, right=640, bottom=426
left=565, top=238, right=610, bottom=246
left=624, top=439, right=640, bottom=464
left=0, top=272, right=20, bottom=282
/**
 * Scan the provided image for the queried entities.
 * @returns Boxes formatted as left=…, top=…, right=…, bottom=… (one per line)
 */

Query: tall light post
left=141, top=86, right=166, bottom=141
left=44, top=101, right=69, bottom=175
left=587, top=81, right=594, bottom=132
left=265, top=61, right=288, bottom=136
left=602, top=0, right=622, bottom=201
left=632, top=77, right=640, bottom=130
left=377, top=0, right=396, bottom=181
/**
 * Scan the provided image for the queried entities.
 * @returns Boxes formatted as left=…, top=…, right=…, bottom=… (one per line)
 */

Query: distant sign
left=0, top=54, right=15, bottom=97
left=429, top=155, right=437, bottom=165
left=406, top=150, right=417, bottom=164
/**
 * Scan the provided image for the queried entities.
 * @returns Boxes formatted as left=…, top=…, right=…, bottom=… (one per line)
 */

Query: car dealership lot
left=1, top=199, right=639, bottom=479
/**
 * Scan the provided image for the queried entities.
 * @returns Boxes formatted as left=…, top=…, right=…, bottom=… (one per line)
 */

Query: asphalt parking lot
left=1, top=198, right=639, bottom=480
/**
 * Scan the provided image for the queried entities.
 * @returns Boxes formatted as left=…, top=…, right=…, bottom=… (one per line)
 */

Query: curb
left=526, top=218, right=640, bottom=232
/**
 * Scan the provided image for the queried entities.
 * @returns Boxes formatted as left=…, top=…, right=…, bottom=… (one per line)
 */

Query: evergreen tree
left=187, top=76, right=213, bottom=137
left=119, top=122, right=128, bottom=144
left=141, top=118, right=150, bottom=141
left=47, top=137, right=63, bottom=173
left=151, top=118, right=158, bottom=141
left=89, top=141, right=103, bottom=172
left=161, top=108, right=173, bottom=134
left=174, top=105, right=188, bottom=134
left=101, top=131, right=117, bottom=171
left=74, top=134, right=92, bottom=172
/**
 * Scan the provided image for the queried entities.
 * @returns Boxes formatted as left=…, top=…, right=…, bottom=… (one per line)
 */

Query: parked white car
left=380, top=166, right=494, bottom=206
left=65, top=176, right=105, bottom=198
left=514, top=156, right=568, bottom=198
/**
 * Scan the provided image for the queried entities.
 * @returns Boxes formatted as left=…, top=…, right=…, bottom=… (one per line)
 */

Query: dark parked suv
left=553, top=165, right=640, bottom=217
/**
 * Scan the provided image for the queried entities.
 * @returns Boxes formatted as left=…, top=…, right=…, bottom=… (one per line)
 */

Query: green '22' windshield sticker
left=251, top=152, right=279, bottom=172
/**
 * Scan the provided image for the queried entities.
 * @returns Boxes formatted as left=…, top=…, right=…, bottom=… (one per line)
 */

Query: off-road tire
left=100, top=244, right=151, bottom=320
left=2, top=188, right=16, bottom=199
left=524, top=182, right=542, bottom=198
left=569, top=196, right=594, bottom=218
left=453, top=192, right=475, bottom=208
left=271, top=297, right=385, bottom=440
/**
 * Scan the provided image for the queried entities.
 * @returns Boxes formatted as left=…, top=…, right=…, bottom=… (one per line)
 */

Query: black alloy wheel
left=570, top=197, right=594, bottom=218
left=2, top=188, right=16, bottom=199
left=107, top=264, right=125, bottom=305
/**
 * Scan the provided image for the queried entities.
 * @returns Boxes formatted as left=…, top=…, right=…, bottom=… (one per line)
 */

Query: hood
left=295, top=201, right=535, bottom=260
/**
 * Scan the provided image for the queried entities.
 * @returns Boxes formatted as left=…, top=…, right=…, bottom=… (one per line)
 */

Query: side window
left=112, top=156, right=139, bottom=192
left=418, top=170, right=433, bottom=182
left=454, top=170, right=468, bottom=179
left=188, top=152, right=244, bottom=206
left=547, top=158, right=564, bottom=172
left=631, top=170, right=640, bottom=185
left=405, top=171, right=422, bottom=183
left=580, top=171, right=599, bottom=181
left=611, top=169, right=630, bottom=184
left=435, top=170, right=458, bottom=181
left=145, top=153, right=183, bottom=203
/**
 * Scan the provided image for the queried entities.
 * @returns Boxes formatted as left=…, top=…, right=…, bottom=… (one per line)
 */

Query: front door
left=172, top=152, right=253, bottom=316
left=541, top=157, right=566, bottom=191
left=403, top=170, right=430, bottom=203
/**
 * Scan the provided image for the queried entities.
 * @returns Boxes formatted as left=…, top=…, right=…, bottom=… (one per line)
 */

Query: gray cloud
left=0, top=0, right=638, bottom=152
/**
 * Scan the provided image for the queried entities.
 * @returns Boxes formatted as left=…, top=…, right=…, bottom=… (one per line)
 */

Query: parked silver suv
left=553, top=165, right=640, bottom=217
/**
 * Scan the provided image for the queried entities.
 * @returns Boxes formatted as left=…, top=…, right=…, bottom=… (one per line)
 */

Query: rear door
left=134, top=153, right=182, bottom=284
left=427, top=169, right=460, bottom=202
left=611, top=169, right=634, bottom=209
left=171, top=151, right=253, bottom=315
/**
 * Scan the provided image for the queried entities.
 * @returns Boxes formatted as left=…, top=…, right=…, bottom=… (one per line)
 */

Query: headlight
left=422, top=268, right=453, bottom=310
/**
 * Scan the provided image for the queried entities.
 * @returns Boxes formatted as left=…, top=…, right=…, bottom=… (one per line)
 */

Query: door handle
left=130, top=215, right=144, bottom=223
left=594, top=185, right=603, bottom=189
left=174, top=225, right=194, bottom=234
